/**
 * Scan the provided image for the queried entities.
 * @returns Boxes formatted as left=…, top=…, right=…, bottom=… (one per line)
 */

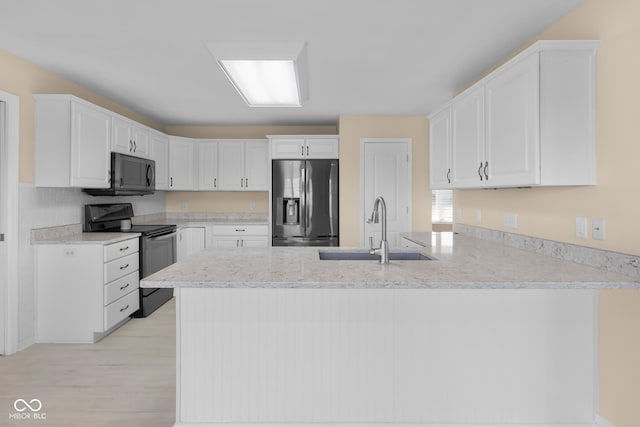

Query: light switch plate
left=593, top=219, right=605, bottom=240
left=575, top=217, right=588, bottom=239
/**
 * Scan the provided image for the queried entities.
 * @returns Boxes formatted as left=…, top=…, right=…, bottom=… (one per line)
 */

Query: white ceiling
left=0, top=0, right=583, bottom=126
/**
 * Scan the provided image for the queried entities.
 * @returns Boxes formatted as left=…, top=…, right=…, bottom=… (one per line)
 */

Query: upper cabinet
left=169, top=137, right=196, bottom=191
left=428, top=40, right=599, bottom=189
left=198, top=140, right=219, bottom=191
left=218, top=140, right=269, bottom=191
left=34, top=95, right=111, bottom=188
left=269, top=135, right=339, bottom=159
left=150, top=131, right=170, bottom=190
left=112, top=116, right=150, bottom=159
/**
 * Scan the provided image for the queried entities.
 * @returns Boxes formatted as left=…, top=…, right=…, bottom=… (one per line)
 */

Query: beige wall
left=451, top=2, right=640, bottom=426
left=164, top=125, right=337, bottom=213
left=338, top=116, right=430, bottom=247
left=0, top=48, right=163, bottom=183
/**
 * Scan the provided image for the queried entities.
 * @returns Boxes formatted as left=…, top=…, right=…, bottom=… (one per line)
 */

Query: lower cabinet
left=35, top=237, right=140, bottom=343
left=211, top=224, right=269, bottom=248
left=177, top=226, right=206, bottom=261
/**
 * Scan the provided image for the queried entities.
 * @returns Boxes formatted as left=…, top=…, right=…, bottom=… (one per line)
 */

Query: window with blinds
left=432, top=190, right=452, bottom=224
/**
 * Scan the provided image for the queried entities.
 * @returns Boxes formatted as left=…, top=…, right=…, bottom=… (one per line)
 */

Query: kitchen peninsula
left=142, top=233, right=639, bottom=427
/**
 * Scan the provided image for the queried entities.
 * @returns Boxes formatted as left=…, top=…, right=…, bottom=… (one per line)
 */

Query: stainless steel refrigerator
left=272, top=159, right=339, bottom=246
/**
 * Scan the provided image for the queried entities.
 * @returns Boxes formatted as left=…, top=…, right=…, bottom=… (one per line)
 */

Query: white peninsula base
left=174, top=287, right=606, bottom=427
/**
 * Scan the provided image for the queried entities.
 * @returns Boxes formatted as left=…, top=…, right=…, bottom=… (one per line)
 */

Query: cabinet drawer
left=212, top=224, right=268, bottom=236
left=104, top=253, right=139, bottom=284
left=104, top=271, right=140, bottom=306
left=104, top=290, right=139, bottom=331
left=104, top=238, right=139, bottom=262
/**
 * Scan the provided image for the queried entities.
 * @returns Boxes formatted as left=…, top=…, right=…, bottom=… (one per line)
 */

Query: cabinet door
left=169, top=137, right=195, bottom=190
left=211, top=236, right=241, bottom=248
left=306, top=137, right=339, bottom=159
left=451, top=87, right=485, bottom=189
left=70, top=102, right=111, bottom=188
left=271, top=138, right=305, bottom=159
left=177, top=227, right=206, bottom=261
left=218, top=141, right=245, bottom=190
left=485, top=53, right=540, bottom=187
left=240, top=236, right=269, bottom=247
left=150, top=132, right=169, bottom=190
left=132, top=126, right=150, bottom=158
left=244, top=141, right=269, bottom=191
left=112, top=116, right=134, bottom=155
left=198, top=141, right=219, bottom=190
left=429, top=107, right=452, bottom=189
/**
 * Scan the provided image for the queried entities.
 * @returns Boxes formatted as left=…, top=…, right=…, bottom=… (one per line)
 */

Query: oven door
left=140, top=232, right=177, bottom=296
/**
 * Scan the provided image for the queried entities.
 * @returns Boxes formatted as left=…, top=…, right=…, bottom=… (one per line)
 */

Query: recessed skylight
left=206, top=41, right=308, bottom=107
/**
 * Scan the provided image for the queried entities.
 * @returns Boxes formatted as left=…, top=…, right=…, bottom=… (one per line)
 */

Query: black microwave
left=84, top=152, right=155, bottom=196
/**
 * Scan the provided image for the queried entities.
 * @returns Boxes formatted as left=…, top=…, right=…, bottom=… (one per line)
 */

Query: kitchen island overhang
left=142, top=238, right=638, bottom=427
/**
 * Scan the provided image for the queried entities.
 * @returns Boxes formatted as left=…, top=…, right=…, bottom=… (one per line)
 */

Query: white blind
left=432, top=190, right=452, bottom=223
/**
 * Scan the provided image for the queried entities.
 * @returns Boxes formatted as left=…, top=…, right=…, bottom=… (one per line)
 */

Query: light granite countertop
left=142, top=232, right=640, bottom=290
left=33, top=232, right=141, bottom=245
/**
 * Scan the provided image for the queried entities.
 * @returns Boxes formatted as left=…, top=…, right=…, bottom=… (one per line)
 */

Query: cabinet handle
left=119, top=246, right=129, bottom=252
left=129, top=140, right=133, bottom=151
left=133, top=141, right=137, bottom=152
left=119, top=304, right=130, bottom=312
left=214, top=178, right=217, bottom=188
left=484, top=161, right=489, bottom=181
left=446, top=168, right=451, bottom=184
left=236, top=239, right=240, bottom=247
left=240, top=239, right=244, bottom=247
left=120, top=283, right=130, bottom=291
left=170, top=177, right=173, bottom=187
left=235, top=229, right=246, bottom=232
left=107, top=170, right=112, bottom=184
left=301, top=145, right=304, bottom=156
left=306, top=146, right=309, bottom=156
left=240, top=178, right=243, bottom=188
left=119, top=264, right=130, bottom=270
left=245, top=178, right=248, bottom=187
left=478, top=162, right=484, bottom=181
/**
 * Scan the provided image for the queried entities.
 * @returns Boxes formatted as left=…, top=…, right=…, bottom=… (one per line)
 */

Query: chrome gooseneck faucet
left=367, top=196, right=389, bottom=264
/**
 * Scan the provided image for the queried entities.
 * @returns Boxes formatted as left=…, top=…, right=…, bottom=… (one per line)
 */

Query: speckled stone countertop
left=142, top=232, right=640, bottom=290
left=33, top=232, right=141, bottom=245
left=133, top=213, right=268, bottom=227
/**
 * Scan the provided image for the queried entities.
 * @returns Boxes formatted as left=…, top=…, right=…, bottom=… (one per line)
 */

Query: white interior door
left=361, top=139, right=411, bottom=248
left=0, top=100, right=6, bottom=354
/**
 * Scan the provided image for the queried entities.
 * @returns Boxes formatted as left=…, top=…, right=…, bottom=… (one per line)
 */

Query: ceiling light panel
left=207, top=41, right=308, bottom=107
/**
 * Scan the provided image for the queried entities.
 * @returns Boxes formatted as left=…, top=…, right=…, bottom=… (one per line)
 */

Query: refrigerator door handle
left=300, top=161, right=306, bottom=230
left=329, top=161, right=336, bottom=238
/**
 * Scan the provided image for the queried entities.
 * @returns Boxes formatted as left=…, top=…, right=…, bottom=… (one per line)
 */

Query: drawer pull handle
left=119, top=264, right=130, bottom=270
left=119, top=246, right=129, bottom=252
left=119, top=304, right=130, bottom=312
left=235, top=229, right=245, bottom=232
left=119, top=283, right=130, bottom=291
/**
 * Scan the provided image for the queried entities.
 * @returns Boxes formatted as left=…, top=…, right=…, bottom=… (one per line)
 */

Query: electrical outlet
left=475, top=209, right=482, bottom=223
left=249, top=202, right=256, bottom=212
left=181, top=202, right=188, bottom=211
left=593, top=219, right=606, bottom=240
left=503, top=212, right=518, bottom=229
left=575, top=217, right=588, bottom=239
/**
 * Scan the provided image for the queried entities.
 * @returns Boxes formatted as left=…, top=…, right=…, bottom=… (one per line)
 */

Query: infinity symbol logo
left=14, top=399, right=42, bottom=412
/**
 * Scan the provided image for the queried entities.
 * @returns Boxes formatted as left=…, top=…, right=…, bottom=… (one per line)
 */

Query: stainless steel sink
left=318, top=250, right=434, bottom=261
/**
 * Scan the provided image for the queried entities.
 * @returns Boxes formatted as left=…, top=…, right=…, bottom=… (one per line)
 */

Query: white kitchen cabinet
left=112, top=116, right=151, bottom=159
left=269, top=135, right=339, bottom=159
left=177, top=227, right=206, bottom=261
left=169, top=137, right=196, bottom=190
left=34, top=95, right=111, bottom=188
left=211, top=224, right=269, bottom=248
left=218, top=140, right=268, bottom=191
left=35, top=237, right=140, bottom=343
left=451, top=86, right=486, bottom=188
left=150, top=131, right=170, bottom=190
left=429, top=106, right=452, bottom=190
left=428, top=40, right=599, bottom=189
left=198, top=140, right=219, bottom=190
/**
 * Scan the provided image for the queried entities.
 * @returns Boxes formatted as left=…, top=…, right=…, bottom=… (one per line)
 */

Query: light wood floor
left=1, top=298, right=176, bottom=427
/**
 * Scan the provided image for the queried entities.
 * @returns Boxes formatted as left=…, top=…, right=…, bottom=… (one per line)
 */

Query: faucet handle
left=368, top=236, right=374, bottom=249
